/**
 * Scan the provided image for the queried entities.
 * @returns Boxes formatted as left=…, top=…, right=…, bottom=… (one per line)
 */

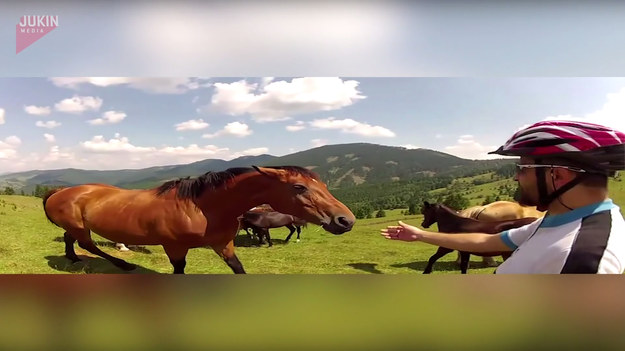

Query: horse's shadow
left=392, top=259, right=496, bottom=273
left=45, top=255, right=160, bottom=274
left=347, top=263, right=383, bottom=274
left=53, top=236, right=153, bottom=254
left=233, top=233, right=294, bottom=248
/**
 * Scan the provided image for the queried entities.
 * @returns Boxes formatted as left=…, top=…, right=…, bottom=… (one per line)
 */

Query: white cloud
left=24, top=105, right=52, bottom=116
left=49, top=77, right=211, bottom=94
left=202, top=122, right=252, bottom=138
left=230, top=147, right=270, bottom=158
left=309, top=117, right=395, bottom=137
left=159, top=144, right=229, bottom=156
left=87, top=111, right=127, bottom=125
left=401, top=144, right=420, bottom=149
left=44, top=134, right=56, bottom=143
left=0, top=136, right=21, bottom=160
left=42, top=146, right=75, bottom=163
left=54, top=95, right=103, bottom=114
left=36, top=120, right=62, bottom=129
left=286, top=121, right=306, bottom=132
left=208, top=77, right=366, bottom=122
left=81, top=134, right=155, bottom=153
left=175, top=119, right=210, bottom=131
left=540, top=88, right=625, bottom=133
left=435, top=134, right=443, bottom=139
left=444, top=135, right=500, bottom=160
left=311, top=139, right=328, bottom=147
left=0, top=108, right=4, bottom=124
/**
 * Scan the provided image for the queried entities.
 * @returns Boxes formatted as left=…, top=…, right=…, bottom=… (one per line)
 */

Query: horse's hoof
left=296, top=239, right=300, bottom=243
left=120, top=263, right=137, bottom=271
left=116, top=243, right=130, bottom=252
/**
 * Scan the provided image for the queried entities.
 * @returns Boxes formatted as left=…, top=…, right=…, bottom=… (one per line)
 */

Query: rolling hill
left=0, top=143, right=515, bottom=192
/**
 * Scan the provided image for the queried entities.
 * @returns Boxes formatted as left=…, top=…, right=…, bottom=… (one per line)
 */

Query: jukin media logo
left=16, top=15, right=58, bottom=54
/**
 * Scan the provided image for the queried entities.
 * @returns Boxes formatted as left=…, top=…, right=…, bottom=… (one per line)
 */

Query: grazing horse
left=43, top=166, right=355, bottom=274
left=420, top=201, right=538, bottom=274
left=240, top=211, right=307, bottom=246
left=457, top=201, right=546, bottom=266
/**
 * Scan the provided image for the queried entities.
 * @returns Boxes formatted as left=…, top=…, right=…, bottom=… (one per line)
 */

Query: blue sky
left=1, top=77, right=624, bottom=173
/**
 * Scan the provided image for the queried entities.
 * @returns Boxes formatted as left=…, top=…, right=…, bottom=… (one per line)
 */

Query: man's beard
left=517, top=185, right=538, bottom=207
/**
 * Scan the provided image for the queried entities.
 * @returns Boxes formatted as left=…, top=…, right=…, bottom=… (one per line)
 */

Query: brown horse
left=457, top=201, right=546, bottom=266
left=43, top=166, right=355, bottom=274
left=239, top=211, right=307, bottom=246
left=420, top=201, right=538, bottom=274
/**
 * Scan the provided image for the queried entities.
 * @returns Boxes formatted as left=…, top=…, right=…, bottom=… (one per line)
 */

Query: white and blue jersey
left=496, top=199, right=625, bottom=274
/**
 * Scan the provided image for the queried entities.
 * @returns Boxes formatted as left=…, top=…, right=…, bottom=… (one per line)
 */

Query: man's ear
left=550, top=167, right=574, bottom=185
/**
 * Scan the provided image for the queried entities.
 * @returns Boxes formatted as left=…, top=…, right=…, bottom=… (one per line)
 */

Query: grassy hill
left=0, top=143, right=514, bottom=194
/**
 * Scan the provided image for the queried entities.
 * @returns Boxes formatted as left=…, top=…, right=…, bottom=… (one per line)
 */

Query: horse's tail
left=42, top=187, right=64, bottom=227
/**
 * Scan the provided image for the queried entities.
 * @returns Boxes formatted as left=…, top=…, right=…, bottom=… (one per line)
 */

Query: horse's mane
left=154, top=165, right=319, bottom=200
left=267, top=166, right=321, bottom=181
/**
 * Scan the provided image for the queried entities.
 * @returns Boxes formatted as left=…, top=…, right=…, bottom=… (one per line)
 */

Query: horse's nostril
left=336, top=216, right=353, bottom=228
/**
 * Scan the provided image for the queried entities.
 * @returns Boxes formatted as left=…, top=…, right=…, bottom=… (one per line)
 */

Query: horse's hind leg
left=265, top=229, right=272, bottom=247
left=73, top=230, right=136, bottom=271
left=163, top=245, right=189, bottom=274
left=63, top=232, right=81, bottom=263
left=285, top=224, right=296, bottom=242
left=296, top=226, right=301, bottom=242
left=423, top=247, right=453, bottom=274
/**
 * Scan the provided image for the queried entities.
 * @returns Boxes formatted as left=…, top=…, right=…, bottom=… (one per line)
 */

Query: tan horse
left=457, top=201, right=546, bottom=267
left=43, top=166, right=355, bottom=274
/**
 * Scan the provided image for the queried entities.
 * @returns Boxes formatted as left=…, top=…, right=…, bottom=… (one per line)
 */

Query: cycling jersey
left=496, top=199, right=625, bottom=274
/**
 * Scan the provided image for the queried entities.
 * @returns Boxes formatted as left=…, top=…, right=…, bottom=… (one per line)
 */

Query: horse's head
left=420, top=201, right=438, bottom=228
left=251, top=166, right=355, bottom=235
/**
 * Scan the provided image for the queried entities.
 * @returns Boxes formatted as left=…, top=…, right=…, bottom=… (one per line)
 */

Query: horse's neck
left=436, top=208, right=472, bottom=232
left=199, top=173, right=274, bottom=220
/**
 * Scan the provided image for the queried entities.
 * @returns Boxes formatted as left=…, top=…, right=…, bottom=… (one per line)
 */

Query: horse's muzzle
left=322, top=216, right=355, bottom=235
left=421, top=221, right=431, bottom=229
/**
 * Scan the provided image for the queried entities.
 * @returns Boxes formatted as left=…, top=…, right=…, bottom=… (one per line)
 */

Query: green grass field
left=0, top=195, right=503, bottom=274
left=2, top=177, right=623, bottom=274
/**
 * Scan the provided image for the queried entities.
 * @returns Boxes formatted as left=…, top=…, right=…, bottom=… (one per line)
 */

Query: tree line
left=0, top=184, right=61, bottom=198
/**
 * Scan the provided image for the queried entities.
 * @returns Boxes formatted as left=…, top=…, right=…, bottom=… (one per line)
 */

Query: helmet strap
left=535, top=159, right=586, bottom=211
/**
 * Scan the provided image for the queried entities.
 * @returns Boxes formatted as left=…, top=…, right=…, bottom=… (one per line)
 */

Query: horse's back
left=469, top=201, right=545, bottom=221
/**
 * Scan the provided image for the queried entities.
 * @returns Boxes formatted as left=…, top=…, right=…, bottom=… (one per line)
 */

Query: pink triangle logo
left=16, top=16, right=58, bottom=54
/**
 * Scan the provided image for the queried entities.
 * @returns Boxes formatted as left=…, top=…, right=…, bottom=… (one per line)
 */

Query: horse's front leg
left=459, top=252, right=471, bottom=274
left=423, top=247, right=453, bottom=274
left=162, top=244, right=189, bottom=274
left=212, top=240, right=245, bottom=274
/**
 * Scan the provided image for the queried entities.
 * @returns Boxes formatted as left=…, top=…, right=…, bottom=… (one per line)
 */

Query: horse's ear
left=252, top=165, right=269, bottom=176
left=424, top=201, right=431, bottom=207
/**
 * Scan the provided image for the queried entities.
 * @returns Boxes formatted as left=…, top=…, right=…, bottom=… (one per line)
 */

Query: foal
left=420, top=201, right=538, bottom=274
left=240, top=211, right=307, bottom=247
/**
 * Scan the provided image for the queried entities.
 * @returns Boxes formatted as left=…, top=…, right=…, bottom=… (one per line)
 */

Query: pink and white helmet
left=490, top=120, right=625, bottom=172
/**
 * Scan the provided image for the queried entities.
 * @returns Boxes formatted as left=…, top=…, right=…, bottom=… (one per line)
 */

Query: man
left=381, top=120, right=625, bottom=274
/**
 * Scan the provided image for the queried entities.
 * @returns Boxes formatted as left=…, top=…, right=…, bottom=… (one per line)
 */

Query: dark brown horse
left=239, top=211, right=307, bottom=246
left=420, top=201, right=538, bottom=274
left=43, top=166, right=355, bottom=274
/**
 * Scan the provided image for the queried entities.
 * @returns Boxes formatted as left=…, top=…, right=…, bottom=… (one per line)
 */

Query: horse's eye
left=293, top=184, right=308, bottom=192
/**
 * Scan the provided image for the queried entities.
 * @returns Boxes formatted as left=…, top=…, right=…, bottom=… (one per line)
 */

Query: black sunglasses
left=515, top=164, right=587, bottom=173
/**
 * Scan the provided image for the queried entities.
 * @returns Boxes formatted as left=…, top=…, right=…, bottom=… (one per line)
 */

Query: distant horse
left=457, top=201, right=546, bottom=266
left=420, top=201, right=538, bottom=274
left=240, top=211, right=308, bottom=247
left=43, top=166, right=355, bottom=274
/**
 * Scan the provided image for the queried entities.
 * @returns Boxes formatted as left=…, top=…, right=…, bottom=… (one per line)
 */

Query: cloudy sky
left=1, top=77, right=624, bottom=173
